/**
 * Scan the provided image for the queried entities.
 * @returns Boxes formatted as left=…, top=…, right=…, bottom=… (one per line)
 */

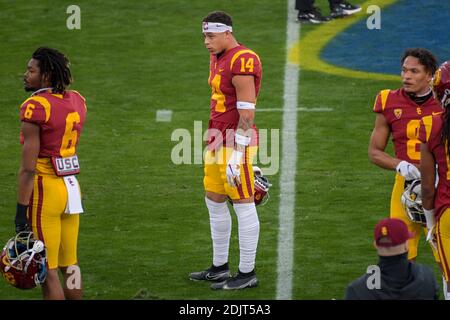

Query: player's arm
left=420, top=142, right=436, bottom=210
left=368, top=114, right=420, bottom=180
left=16, top=122, right=40, bottom=232
left=225, top=75, right=256, bottom=188
left=420, top=141, right=437, bottom=245
left=368, top=114, right=399, bottom=170
left=233, top=74, right=256, bottom=152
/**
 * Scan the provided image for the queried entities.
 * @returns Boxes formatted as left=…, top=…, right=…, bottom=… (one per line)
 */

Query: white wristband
left=424, top=208, right=436, bottom=229
left=237, top=101, right=255, bottom=110
left=229, top=150, right=244, bottom=165
left=235, top=133, right=251, bottom=146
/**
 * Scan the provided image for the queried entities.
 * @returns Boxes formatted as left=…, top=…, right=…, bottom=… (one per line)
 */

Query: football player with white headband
left=189, top=11, right=263, bottom=290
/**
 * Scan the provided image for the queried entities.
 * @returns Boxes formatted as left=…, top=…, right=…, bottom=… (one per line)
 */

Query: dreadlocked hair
left=441, top=103, right=450, bottom=160
left=32, top=47, right=72, bottom=94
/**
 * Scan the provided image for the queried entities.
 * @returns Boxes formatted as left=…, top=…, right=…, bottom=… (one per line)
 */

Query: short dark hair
left=202, top=11, right=232, bottom=27
left=32, top=47, right=72, bottom=93
left=401, top=48, right=438, bottom=75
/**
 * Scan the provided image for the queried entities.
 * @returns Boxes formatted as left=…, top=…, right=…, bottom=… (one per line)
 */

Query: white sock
left=233, top=202, right=260, bottom=273
left=205, top=197, right=231, bottom=267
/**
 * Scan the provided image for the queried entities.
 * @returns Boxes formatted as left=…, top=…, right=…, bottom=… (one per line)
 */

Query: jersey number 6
left=60, top=112, right=80, bottom=157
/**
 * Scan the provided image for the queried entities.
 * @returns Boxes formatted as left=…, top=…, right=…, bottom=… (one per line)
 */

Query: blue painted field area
left=321, top=0, right=450, bottom=75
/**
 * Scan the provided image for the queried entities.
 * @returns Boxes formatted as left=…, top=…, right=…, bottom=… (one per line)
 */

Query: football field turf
left=0, top=0, right=447, bottom=299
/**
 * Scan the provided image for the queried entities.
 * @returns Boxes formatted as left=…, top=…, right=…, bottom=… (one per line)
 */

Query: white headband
left=202, top=22, right=232, bottom=33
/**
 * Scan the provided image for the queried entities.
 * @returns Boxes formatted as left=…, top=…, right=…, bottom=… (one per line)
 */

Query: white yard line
left=276, top=0, right=300, bottom=300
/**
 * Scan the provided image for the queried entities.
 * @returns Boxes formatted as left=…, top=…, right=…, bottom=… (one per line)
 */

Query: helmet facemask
left=0, top=232, right=47, bottom=289
left=253, top=166, right=272, bottom=206
left=401, top=179, right=426, bottom=226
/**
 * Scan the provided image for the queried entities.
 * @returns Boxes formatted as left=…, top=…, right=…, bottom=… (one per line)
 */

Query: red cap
left=374, top=218, right=414, bottom=247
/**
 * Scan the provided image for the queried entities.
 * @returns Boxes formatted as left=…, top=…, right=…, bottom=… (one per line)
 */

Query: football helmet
left=0, top=231, right=47, bottom=289
left=253, top=166, right=272, bottom=206
left=401, top=179, right=426, bottom=226
left=432, top=60, right=450, bottom=108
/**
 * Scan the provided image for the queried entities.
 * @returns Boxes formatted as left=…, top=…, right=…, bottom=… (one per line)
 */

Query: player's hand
left=424, top=208, right=437, bottom=251
left=226, top=150, right=243, bottom=187
left=15, top=203, right=31, bottom=234
left=15, top=222, right=31, bottom=234
left=396, top=161, right=421, bottom=181
left=426, top=226, right=438, bottom=251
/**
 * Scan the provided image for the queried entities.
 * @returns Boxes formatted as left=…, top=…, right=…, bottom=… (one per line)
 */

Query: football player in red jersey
left=368, top=48, right=441, bottom=261
left=16, top=47, right=87, bottom=299
left=420, top=61, right=450, bottom=299
left=189, top=11, right=262, bottom=290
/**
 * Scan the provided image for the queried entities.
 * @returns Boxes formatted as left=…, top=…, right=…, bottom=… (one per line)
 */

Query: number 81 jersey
left=19, top=90, right=87, bottom=161
left=208, top=44, right=262, bottom=125
left=372, top=88, right=441, bottom=164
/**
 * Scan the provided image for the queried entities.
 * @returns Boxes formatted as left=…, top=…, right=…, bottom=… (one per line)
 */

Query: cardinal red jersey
left=19, top=90, right=87, bottom=158
left=373, top=88, right=441, bottom=164
left=207, top=44, right=262, bottom=150
left=419, top=113, right=450, bottom=220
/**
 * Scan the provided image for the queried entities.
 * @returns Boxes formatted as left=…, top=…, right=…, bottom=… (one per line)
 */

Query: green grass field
left=0, top=0, right=442, bottom=300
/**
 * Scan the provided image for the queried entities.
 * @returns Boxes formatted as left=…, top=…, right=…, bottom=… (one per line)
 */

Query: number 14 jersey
left=207, top=44, right=262, bottom=149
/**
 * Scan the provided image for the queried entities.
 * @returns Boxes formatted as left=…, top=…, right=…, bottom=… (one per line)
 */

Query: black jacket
left=345, top=253, right=439, bottom=300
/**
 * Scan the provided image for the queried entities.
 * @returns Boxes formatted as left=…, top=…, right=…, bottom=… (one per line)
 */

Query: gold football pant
left=204, top=146, right=257, bottom=200
left=436, top=209, right=450, bottom=281
left=390, top=173, right=426, bottom=260
left=28, top=173, right=79, bottom=269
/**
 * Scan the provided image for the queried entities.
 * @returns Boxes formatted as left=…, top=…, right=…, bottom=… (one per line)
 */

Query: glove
left=424, top=208, right=437, bottom=251
left=15, top=223, right=31, bottom=234
left=15, top=203, right=31, bottom=234
left=226, top=150, right=243, bottom=187
left=426, top=225, right=438, bottom=251
left=396, top=160, right=420, bottom=181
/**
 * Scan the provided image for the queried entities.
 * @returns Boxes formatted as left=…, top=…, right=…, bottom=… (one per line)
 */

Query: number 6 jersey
left=207, top=44, right=262, bottom=150
left=372, top=88, right=441, bottom=164
left=19, top=89, right=87, bottom=174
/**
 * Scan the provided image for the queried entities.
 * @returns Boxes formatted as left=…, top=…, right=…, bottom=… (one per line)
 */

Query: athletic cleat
left=189, top=264, right=231, bottom=282
left=330, top=1, right=362, bottom=18
left=297, top=8, right=331, bottom=24
left=211, top=270, right=258, bottom=290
